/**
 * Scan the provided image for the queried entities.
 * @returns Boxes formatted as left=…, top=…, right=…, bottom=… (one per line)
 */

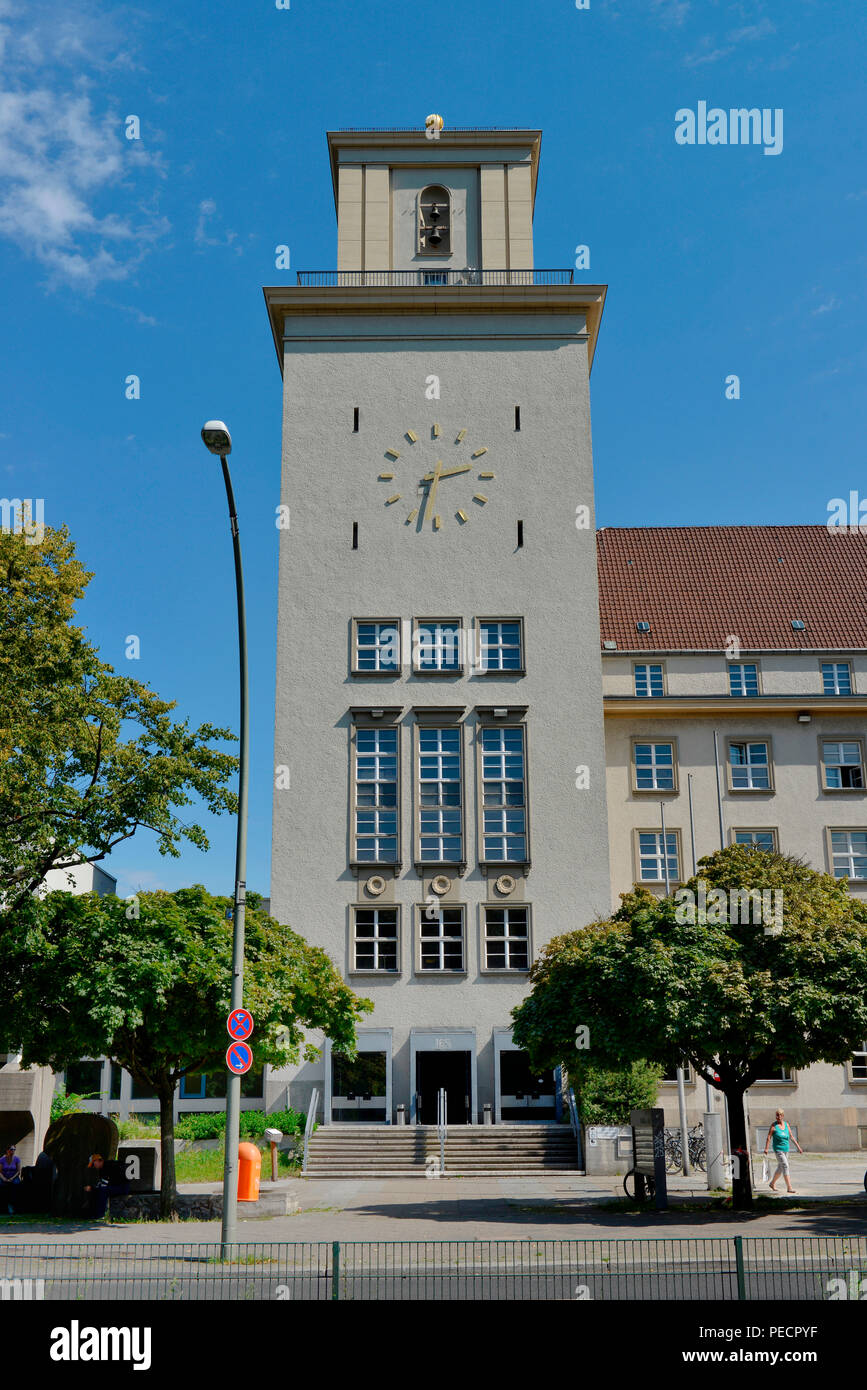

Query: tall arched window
left=418, top=185, right=451, bottom=256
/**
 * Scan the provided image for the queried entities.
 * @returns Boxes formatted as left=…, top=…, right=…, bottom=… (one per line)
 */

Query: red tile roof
left=597, top=526, right=867, bottom=651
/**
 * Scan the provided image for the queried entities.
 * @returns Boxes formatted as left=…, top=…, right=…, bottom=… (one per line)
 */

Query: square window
left=633, top=741, right=676, bottom=792
left=637, top=830, right=680, bottom=883
left=418, top=906, right=465, bottom=971
left=829, top=829, right=867, bottom=880
left=477, top=620, right=523, bottom=673
left=822, top=663, right=852, bottom=695
left=729, top=663, right=759, bottom=696
left=352, top=907, right=399, bottom=972
left=484, top=905, right=530, bottom=970
left=354, top=620, right=400, bottom=674
left=414, top=620, right=462, bottom=673
left=822, top=740, right=864, bottom=790
left=729, top=741, right=771, bottom=791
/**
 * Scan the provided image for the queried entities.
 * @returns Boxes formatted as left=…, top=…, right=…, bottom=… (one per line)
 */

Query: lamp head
left=201, top=420, right=232, bottom=456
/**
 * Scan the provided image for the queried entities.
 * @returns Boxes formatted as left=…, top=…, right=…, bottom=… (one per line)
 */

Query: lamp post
left=201, top=420, right=249, bottom=1255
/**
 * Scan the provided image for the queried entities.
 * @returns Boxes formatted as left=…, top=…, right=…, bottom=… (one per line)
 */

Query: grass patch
left=176, top=1144, right=301, bottom=1185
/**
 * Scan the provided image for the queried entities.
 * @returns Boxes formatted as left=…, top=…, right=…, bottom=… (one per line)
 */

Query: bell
left=429, top=204, right=442, bottom=223
left=427, top=228, right=442, bottom=246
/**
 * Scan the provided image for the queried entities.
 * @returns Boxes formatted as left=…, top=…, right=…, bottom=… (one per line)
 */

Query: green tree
left=512, top=847, right=867, bottom=1208
left=0, top=886, right=372, bottom=1217
left=0, top=522, right=237, bottom=913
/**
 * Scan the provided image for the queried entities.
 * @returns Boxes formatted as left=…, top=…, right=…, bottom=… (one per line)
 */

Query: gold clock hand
left=421, top=464, right=472, bottom=481
left=423, top=459, right=444, bottom=522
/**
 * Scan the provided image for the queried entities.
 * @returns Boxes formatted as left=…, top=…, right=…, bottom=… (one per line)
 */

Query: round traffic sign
left=227, top=1008, right=254, bottom=1041
left=226, top=1041, right=253, bottom=1075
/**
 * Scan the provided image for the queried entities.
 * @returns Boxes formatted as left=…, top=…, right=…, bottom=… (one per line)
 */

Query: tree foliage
left=513, top=847, right=867, bottom=1206
left=570, top=1060, right=662, bottom=1127
left=0, top=886, right=372, bottom=1215
left=0, top=523, right=238, bottom=911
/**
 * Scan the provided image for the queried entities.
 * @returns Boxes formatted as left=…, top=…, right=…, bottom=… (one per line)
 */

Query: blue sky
left=1, top=0, right=864, bottom=903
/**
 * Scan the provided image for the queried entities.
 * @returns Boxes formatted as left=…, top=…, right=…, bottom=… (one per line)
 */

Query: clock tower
left=264, top=123, right=610, bottom=1132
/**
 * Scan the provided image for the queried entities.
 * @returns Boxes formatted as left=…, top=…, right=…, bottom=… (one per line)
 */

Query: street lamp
left=201, top=420, right=249, bottom=1255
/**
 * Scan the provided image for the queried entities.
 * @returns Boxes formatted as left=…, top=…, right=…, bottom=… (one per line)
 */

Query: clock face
left=378, top=424, right=495, bottom=531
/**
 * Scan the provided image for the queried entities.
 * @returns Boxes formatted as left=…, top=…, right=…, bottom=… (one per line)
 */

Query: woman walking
left=764, top=1109, right=803, bottom=1193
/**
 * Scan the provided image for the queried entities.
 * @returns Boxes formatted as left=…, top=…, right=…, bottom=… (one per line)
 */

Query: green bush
left=174, top=1107, right=307, bottom=1142
left=116, top=1114, right=161, bottom=1141
left=573, top=1060, right=662, bottom=1126
left=50, top=1089, right=100, bottom=1124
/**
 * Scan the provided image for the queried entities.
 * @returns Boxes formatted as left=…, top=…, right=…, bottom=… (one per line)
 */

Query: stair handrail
left=436, top=1087, right=447, bottom=1176
left=566, top=1085, right=584, bottom=1168
left=302, top=1087, right=320, bottom=1175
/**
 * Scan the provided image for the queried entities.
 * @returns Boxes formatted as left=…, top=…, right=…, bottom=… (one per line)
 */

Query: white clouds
left=194, top=197, right=241, bottom=254
left=651, top=0, right=692, bottom=28
left=683, top=14, right=776, bottom=67
left=0, top=1, right=168, bottom=290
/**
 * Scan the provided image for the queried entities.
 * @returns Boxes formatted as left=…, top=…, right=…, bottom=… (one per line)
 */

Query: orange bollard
left=237, top=1142, right=261, bottom=1202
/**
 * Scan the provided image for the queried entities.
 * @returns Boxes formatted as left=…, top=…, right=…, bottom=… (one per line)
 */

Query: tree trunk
left=158, top=1082, right=178, bottom=1219
left=725, top=1085, right=753, bottom=1210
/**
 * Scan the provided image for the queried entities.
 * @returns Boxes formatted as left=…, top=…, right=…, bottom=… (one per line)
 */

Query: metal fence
left=294, top=269, right=576, bottom=288
left=2, top=1236, right=866, bottom=1301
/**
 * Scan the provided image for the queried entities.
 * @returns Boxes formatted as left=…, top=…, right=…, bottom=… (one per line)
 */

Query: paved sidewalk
left=1, top=1153, right=864, bottom=1245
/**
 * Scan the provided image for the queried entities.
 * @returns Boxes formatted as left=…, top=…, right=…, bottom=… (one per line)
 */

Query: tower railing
left=294, top=269, right=576, bottom=288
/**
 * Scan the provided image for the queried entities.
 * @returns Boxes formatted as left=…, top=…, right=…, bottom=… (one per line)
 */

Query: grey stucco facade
left=264, top=128, right=610, bottom=1124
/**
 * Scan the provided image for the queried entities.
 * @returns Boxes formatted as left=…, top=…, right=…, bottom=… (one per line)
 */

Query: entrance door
left=499, top=1051, right=556, bottom=1122
left=331, top=1052, right=387, bottom=1122
left=416, top=1051, right=471, bottom=1125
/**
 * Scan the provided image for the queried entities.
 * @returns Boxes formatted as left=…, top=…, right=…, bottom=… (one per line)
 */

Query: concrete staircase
left=304, top=1124, right=581, bottom=1178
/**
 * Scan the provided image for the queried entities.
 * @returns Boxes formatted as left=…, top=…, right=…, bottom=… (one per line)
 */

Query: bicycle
left=623, top=1168, right=656, bottom=1202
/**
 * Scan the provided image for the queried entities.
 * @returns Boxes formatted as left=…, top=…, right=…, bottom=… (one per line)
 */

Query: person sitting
left=82, top=1153, right=128, bottom=1219
left=1, top=1144, right=22, bottom=1215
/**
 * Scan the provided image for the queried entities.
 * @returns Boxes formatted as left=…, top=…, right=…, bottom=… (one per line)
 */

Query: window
left=633, top=740, right=676, bottom=792
left=418, top=727, right=463, bottom=863
left=733, top=829, right=778, bottom=852
left=852, top=1043, right=867, bottom=1082
left=415, top=619, right=461, bottom=674
left=634, top=663, right=664, bottom=697
left=484, top=905, right=530, bottom=970
left=637, top=830, right=680, bottom=884
left=481, top=725, right=527, bottom=862
left=418, top=185, right=451, bottom=256
left=352, top=907, right=399, bottom=972
left=353, top=619, right=400, bottom=674
left=354, top=727, right=399, bottom=862
left=829, top=829, right=867, bottom=880
left=821, top=740, right=864, bottom=790
left=179, top=1073, right=207, bottom=1100
left=751, top=1052, right=793, bottom=1084
left=729, top=662, right=759, bottom=696
left=418, top=905, right=464, bottom=971
left=660, top=1063, right=693, bottom=1083
left=65, top=1061, right=103, bottom=1098
left=728, top=741, right=771, bottom=791
left=822, top=662, right=852, bottom=695
left=477, top=619, right=523, bottom=673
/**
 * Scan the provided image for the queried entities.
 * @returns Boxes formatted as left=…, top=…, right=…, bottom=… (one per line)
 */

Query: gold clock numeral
left=386, top=494, right=401, bottom=505
left=456, top=510, right=468, bottom=523
left=432, top=423, right=441, bottom=437
left=455, top=429, right=467, bottom=443
left=473, top=493, right=488, bottom=505
left=379, top=471, right=394, bottom=480
left=407, top=508, right=418, bottom=523
left=433, top=515, right=441, bottom=530
left=478, top=471, right=495, bottom=480
left=385, top=448, right=400, bottom=460
left=472, top=447, right=488, bottom=458
left=406, top=430, right=418, bottom=443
